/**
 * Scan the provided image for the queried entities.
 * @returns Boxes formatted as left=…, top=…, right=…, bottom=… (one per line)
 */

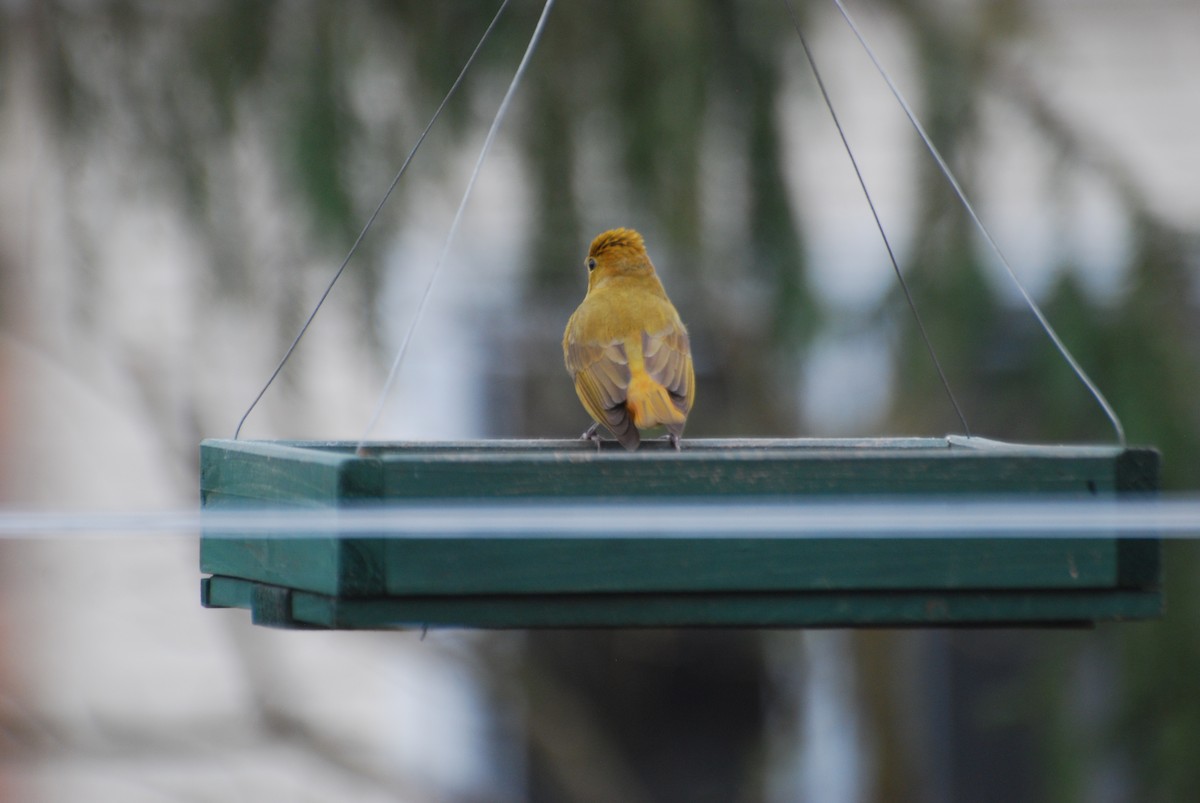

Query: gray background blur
left=1, top=1, right=1198, bottom=801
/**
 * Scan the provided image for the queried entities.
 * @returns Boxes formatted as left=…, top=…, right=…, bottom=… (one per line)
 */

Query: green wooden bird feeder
left=199, top=436, right=1161, bottom=629
left=198, top=2, right=1162, bottom=632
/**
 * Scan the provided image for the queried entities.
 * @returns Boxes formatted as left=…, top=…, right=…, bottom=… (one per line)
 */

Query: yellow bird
left=563, top=228, right=695, bottom=451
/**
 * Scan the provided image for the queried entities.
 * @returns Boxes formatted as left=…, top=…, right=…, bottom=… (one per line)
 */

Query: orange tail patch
left=626, top=373, right=686, bottom=430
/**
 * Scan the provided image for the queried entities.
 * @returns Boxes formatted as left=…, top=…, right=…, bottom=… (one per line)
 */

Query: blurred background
left=1, top=0, right=1198, bottom=800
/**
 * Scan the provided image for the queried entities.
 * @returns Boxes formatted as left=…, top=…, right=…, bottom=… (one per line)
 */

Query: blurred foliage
left=887, top=0, right=1200, bottom=800
left=3, top=1, right=1198, bottom=801
left=884, top=1, right=1200, bottom=800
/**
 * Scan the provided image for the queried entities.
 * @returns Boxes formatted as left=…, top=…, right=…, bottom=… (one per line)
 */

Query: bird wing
left=641, top=323, right=694, bottom=416
left=565, top=339, right=639, bottom=447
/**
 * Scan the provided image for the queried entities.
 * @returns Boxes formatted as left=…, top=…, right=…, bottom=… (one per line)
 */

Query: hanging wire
left=233, top=1, right=511, bottom=440
left=355, top=0, right=557, bottom=454
left=782, top=0, right=971, bottom=438
left=829, top=0, right=1127, bottom=447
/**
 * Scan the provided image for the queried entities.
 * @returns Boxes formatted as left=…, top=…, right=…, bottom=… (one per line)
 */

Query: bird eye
left=586, top=257, right=597, bottom=272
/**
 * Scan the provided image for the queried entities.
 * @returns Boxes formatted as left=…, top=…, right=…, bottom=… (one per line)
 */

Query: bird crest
left=588, top=228, right=646, bottom=260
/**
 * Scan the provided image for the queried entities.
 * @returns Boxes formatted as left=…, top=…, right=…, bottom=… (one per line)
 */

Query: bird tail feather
left=627, top=373, right=686, bottom=431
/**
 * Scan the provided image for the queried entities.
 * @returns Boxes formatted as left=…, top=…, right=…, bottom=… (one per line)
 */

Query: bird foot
left=580, top=423, right=602, bottom=451
left=668, top=432, right=681, bottom=451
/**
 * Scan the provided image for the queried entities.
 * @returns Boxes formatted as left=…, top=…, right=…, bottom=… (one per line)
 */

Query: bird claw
left=581, top=423, right=602, bottom=451
left=668, top=432, right=681, bottom=451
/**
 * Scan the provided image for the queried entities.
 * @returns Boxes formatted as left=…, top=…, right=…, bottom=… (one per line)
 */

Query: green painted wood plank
left=201, top=575, right=252, bottom=610
left=201, top=444, right=342, bottom=506
left=200, top=492, right=387, bottom=595
left=200, top=533, right=1124, bottom=597
left=200, top=440, right=383, bottom=505
left=292, top=587, right=1163, bottom=629
left=201, top=438, right=1141, bottom=501
left=200, top=534, right=387, bottom=596
left=202, top=576, right=1162, bottom=629
left=379, top=537, right=1119, bottom=595
left=376, top=454, right=1119, bottom=498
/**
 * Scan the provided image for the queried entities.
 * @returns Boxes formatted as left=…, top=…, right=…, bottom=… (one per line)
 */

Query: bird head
left=585, top=228, right=655, bottom=288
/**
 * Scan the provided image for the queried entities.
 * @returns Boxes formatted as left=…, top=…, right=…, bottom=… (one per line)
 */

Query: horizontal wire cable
left=0, top=498, right=1196, bottom=539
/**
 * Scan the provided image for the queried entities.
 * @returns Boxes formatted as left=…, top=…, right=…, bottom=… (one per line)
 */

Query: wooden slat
left=201, top=577, right=1162, bottom=629
left=376, top=537, right=1120, bottom=595
left=297, top=590, right=1164, bottom=629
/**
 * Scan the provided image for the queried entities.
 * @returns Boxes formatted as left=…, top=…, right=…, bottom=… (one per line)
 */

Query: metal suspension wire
left=356, top=0, right=557, bottom=452
left=783, top=0, right=971, bottom=437
left=828, top=0, right=1126, bottom=446
left=233, top=1, right=511, bottom=439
